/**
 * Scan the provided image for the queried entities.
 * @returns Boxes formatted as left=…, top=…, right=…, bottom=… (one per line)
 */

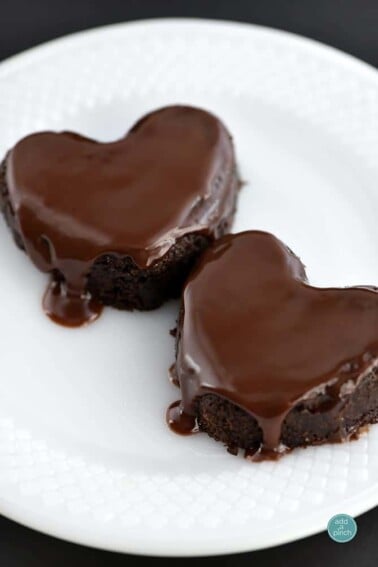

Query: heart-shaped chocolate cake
left=0, top=106, right=239, bottom=326
left=168, top=231, right=378, bottom=460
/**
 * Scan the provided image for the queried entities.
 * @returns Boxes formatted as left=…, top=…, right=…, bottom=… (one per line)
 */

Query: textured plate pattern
left=0, top=20, right=377, bottom=556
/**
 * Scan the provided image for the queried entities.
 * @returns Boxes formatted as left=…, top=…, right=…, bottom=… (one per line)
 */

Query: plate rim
left=0, top=482, right=377, bottom=556
left=0, top=17, right=377, bottom=85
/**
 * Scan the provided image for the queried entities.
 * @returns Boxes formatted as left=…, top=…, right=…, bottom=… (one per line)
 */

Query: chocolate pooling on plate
left=3, top=106, right=237, bottom=326
left=168, top=231, right=378, bottom=459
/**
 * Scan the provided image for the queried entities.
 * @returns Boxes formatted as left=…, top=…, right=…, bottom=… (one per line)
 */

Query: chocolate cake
left=168, top=231, right=378, bottom=460
left=0, top=106, right=239, bottom=326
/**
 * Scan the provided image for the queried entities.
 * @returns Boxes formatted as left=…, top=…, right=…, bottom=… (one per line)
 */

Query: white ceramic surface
left=0, top=19, right=377, bottom=556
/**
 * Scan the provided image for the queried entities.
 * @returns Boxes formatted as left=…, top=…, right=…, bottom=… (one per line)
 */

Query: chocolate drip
left=167, top=401, right=198, bottom=435
left=168, top=364, right=180, bottom=388
left=43, top=280, right=103, bottom=327
left=169, top=231, right=378, bottom=458
left=6, top=106, right=236, bottom=326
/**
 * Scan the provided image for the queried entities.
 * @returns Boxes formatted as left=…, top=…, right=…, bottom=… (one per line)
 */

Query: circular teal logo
left=327, top=514, right=357, bottom=543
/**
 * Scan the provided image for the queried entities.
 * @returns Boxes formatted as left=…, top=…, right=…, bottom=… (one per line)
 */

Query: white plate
left=0, top=19, right=377, bottom=557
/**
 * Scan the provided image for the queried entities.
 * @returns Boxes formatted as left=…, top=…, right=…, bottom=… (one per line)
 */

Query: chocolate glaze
left=169, top=231, right=378, bottom=458
left=6, top=106, right=236, bottom=326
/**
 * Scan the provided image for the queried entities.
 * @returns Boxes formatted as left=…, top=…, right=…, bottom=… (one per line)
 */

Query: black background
left=0, top=1, right=377, bottom=566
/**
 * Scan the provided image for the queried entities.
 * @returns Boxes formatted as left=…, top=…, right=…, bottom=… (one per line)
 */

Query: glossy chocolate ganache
left=3, top=106, right=237, bottom=326
left=168, top=231, right=378, bottom=459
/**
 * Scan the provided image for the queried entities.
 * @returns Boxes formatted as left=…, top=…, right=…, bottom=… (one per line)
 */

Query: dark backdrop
left=0, top=0, right=378, bottom=66
left=0, top=1, right=377, bottom=566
